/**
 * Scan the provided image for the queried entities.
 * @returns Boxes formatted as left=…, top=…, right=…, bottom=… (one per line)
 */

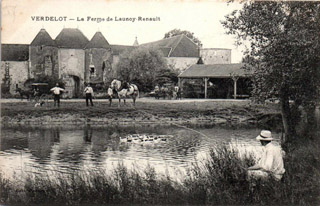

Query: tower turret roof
left=85, top=31, right=110, bottom=49
left=55, top=28, right=89, bottom=48
left=30, top=28, right=55, bottom=46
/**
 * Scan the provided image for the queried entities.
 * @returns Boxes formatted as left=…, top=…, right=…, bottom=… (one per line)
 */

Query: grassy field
left=1, top=98, right=281, bottom=127
left=0, top=137, right=319, bottom=206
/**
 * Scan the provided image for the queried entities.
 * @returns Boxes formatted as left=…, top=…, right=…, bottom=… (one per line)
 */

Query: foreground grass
left=0, top=136, right=319, bottom=206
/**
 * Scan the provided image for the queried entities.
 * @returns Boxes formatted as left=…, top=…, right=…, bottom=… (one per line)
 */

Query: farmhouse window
left=89, top=53, right=96, bottom=77
left=90, top=65, right=95, bottom=76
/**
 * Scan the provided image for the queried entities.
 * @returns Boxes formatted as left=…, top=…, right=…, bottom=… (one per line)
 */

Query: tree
left=115, top=47, right=172, bottom=92
left=222, top=1, right=320, bottom=143
left=164, top=29, right=202, bottom=47
left=154, top=67, right=179, bottom=86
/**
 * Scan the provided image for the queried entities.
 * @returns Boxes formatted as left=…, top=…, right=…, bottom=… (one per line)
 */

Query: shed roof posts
left=178, top=63, right=251, bottom=78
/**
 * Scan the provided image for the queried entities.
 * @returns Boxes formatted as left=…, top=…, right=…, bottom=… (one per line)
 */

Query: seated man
left=248, top=130, right=285, bottom=181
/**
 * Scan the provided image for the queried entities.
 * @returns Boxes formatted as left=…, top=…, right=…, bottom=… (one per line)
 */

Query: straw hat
left=256, top=130, right=273, bottom=141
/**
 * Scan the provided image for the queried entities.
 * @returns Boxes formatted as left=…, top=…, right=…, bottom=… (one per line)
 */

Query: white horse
left=107, top=79, right=139, bottom=107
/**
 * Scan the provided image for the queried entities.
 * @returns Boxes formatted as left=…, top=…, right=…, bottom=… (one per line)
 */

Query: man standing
left=50, top=83, right=64, bottom=107
left=84, top=83, right=94, bottom=107
left=248, top=130, right=285, bottom=180
left=174, top=85, right=181, bottom=100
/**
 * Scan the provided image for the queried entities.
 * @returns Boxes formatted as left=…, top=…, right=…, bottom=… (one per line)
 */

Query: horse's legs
left=108, top=96, right=112, bottom=107
left=133, top=97, right=136, bottom=106
left=123, top=99, right=126, bottom=105
left=118, top=98, right=121, bottom=107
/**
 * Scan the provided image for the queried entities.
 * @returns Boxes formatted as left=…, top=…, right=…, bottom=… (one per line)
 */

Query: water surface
left=0, top=124, right=281, bottom=179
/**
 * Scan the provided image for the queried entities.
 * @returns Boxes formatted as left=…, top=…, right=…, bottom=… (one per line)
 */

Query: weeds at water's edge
left=0, top=141, right=319, bottom=206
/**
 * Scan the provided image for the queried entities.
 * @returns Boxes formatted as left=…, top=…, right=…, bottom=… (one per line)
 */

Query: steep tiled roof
left=158, top=47, right=171, bottom=57
left=55, top=28, right=89, bottom=49
left=85, top=32, right=110, bottom=49
left=141, top=34, right=199, bottom=57
left=110, top=45, right=136, bottom=55
left=178, top=64, right=251, bottom=78
left=30, top=29, right=55, bottom=46
left=1, top=44, right=29, bottom=61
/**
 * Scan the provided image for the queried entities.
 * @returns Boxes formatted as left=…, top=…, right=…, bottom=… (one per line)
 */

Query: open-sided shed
left=178, top=63, right=252, bottom=99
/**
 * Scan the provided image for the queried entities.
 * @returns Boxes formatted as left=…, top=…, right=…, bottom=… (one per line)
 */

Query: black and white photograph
left=1, top=0, right=319, bottom=205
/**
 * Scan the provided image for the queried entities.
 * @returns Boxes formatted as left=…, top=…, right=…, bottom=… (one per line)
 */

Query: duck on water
left=119, top=134, right=173, bottom=143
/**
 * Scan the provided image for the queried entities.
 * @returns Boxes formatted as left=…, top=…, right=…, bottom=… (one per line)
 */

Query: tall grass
left=1, top=138, right=319, bottom=206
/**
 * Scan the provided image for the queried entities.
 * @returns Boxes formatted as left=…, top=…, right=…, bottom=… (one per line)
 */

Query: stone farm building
left=1, top=28, right=238, bottom=98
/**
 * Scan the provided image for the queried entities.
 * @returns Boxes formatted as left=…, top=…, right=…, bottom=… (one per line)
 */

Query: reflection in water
left=28, top=129, right=55, bottom=163
left=0, top=124, right=281, bottom=179
left=83, top=126, right=92, bottom=143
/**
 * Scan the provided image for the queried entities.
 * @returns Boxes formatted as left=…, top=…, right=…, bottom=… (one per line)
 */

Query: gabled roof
left=55, top=28, right=89, bottom=49
left=141, top=34, right=199, bottom=57
left=85, top=32, right=110, bottom=49
left=31, top=29, right=55, bottom=46
left=110, top=45, right=136, bottom=55
left=178, top=64, right=251, bottom=78
left=158, top=47, right=171, bottom=57
left=1, top=44, right=29, bottom=61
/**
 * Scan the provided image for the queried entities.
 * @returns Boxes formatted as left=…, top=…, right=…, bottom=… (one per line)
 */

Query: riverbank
left=1, top=98, right=281, bottom=127
left=0, top=137, right=319, bottom=206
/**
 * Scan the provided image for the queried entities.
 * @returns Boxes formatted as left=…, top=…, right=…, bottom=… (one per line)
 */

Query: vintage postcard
left=1, top=0, right=319, bottom=205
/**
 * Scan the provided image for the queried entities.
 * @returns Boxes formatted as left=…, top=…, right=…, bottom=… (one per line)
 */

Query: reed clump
left=0, top=138, right=319, bottom=206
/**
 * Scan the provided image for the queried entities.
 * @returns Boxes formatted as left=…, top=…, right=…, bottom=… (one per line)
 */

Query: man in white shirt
left=50, top=83, right=64, bottom=107
left=248, top=130, right=285, bottom=180
left=84, top=83, right=94, bottom=106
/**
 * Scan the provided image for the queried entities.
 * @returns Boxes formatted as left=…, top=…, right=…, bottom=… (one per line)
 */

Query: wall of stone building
left=1, top=61, right=29, bottom=94
left=109, top=55, right=120, bottom=81
left=29, top=46, right=59, bottom=78
left=85, top=48, right=113, bottom=84
left=166, top=57, right=199, bottom=73
left=200, top=49, right=231, bottom=64
left=58, top=49, right=85, bottom=98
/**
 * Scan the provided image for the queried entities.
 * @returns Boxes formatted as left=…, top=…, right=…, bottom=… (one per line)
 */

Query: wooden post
left=204, top=77, right=208, bottom=99
left=232, top=77, right=239, bottom=99
left=178, top=77, right=181, bottom=88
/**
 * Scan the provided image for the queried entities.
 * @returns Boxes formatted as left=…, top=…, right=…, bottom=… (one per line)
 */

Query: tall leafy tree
left=115, top=47, right=171, bottom=92
left=164, top=29, right=202, bottom=47
left=222, top=1, right=320, bottom=143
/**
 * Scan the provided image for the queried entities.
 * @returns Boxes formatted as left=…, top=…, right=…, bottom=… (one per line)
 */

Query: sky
left=2, top=0, right=245, bottom=63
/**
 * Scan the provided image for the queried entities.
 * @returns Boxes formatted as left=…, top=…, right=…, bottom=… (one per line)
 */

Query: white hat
left=256, top=130, right=273, bottom=141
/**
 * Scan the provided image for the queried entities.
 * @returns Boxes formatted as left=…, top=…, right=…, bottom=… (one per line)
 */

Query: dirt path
left=0, top=97, right=251, bottom=104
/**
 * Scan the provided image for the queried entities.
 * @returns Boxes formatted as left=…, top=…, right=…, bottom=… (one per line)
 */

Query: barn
left=178, top=64, right=252, bottom=99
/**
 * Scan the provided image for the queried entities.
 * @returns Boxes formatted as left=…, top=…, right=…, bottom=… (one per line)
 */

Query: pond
left=0, top=124, right=281, bottom=179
